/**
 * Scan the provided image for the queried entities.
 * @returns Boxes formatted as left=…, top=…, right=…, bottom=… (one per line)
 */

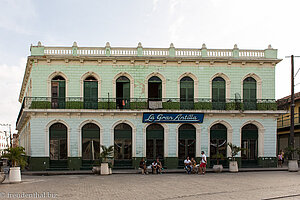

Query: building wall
left=28, top=114, right=277, bottom=158
left=30, top=62, right=275, bottom=99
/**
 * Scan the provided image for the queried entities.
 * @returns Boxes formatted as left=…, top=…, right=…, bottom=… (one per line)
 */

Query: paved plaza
left=0, top=171, right=300, bottom=200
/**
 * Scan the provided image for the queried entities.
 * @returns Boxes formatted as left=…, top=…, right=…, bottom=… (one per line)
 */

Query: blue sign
left=142, top=113, right=204, bottom=123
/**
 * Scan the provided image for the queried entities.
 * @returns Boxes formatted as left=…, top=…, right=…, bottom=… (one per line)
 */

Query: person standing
left=281, top=150, right=285, bottom=165
left=278, top=151, right=283, bottom=167
left=199, top=151, right=207, bottom=175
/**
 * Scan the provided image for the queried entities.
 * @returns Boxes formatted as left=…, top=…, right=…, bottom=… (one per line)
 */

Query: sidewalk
left=22, top=167, right=290, bottom=176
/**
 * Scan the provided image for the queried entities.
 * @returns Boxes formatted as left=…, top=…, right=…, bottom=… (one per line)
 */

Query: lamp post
left=0, top=124, right=12, bottom=148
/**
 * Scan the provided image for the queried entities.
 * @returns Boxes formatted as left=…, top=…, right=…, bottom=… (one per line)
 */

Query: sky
left=0, top=0, right=300, bottom=132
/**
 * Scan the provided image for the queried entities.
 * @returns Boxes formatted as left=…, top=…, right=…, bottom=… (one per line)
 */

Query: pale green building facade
left=16, top=42, right=285, bottom=170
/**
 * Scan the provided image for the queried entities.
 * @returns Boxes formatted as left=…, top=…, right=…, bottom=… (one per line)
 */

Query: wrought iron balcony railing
left=22, top=97, right=278, bottom=111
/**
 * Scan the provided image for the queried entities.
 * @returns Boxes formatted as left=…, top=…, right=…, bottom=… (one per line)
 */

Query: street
left=0, top=171, right=300, bottom=200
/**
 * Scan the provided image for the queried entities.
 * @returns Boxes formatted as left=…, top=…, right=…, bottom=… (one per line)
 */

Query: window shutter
left=123, top=82, right=130, bottom=99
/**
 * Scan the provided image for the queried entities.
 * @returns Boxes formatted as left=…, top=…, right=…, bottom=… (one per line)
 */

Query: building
left=277, top=92, right=300, bottom=159
left=12, top=133, right=19, bottom=148
left=0, top=130, right=10, bottom=155
left=16, top=42, right=286, bottom=171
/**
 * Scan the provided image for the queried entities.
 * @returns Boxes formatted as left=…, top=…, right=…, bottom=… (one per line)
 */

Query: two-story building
left=16, top=42, right=286, bottom=171
left=277, top=92, right=300, bottom=160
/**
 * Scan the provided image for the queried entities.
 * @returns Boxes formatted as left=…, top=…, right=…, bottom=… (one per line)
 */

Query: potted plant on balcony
left=1, top=146, right=27, bottom=183
left=228, top=143, right=244, bottom=173
left=99, top=145, right=114, bottom=175
left=212, top=153, right=224, bottom=173
left=284, top=146, right=298, bottom=172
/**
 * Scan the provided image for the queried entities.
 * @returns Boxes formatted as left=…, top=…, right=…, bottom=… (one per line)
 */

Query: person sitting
left=184, top=156, right=192, bottom=174
left=191, top=157, right=198, bottom=174
left=139, top=158, right=148, bottom=174
left=151, top=160, right=158, bottom=174
left=156, top=158, right=163, bottom=174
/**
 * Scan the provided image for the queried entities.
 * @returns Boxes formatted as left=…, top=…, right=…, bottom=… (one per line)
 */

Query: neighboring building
left=277, top=92, right=300, bottom=159
left=12, top=133, right=19, bottom=148
left=0, top=130, right=9, bottom=155
left=16, top=42, right=285, bottom=171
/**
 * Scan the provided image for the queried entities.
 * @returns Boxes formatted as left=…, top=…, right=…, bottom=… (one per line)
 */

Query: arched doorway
left=49, top=123, right=68, bottom=169
left=210, top=123, right=227, bottom=166
left=116, top=76, right=130, bottom=109
left=84, top=76, right=98, bottom=109
left=243, top=77, right=257, bottom=110
left=180, top=77, right=194, bottom=109
left=81, top=123, right=100, bottom=169
left=114, top=123, right=132, bottom=168
left=241, top=124, right=258, bottom=167
left=146, top=124, right=164, bottom=164
left=178, top=124, right=196, bottom=166
left=51, top=75, right=65, bottom=109
left=212, top=77, right=225, bottom=110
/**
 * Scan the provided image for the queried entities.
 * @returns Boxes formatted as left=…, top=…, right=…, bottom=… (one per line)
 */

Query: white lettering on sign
left=144, top=114, right=200, bottom=122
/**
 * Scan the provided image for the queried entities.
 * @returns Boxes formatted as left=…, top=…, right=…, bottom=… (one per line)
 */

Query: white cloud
left=0, top=58, right=26, bottom=132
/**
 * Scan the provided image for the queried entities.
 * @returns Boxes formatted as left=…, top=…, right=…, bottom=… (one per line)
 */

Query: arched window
left=241, top=124, right=258, bottom=167
left=212, top=77, right=226, bottom=110
left=148, top=76, right=162, bottom=101
left=114, top=123, right=132, bottom=168
left=51, top=76, right=65, bottom=109
left=82, top=123, right=100, bottom=162
left=180, top=77, right=194, bottom=109
left=210, top=123, right=227, bottom=166
left=49, top=123, right=67, bottom=168
left=178, top=124, right=196, bottom=160
left=84, top=76, right=98, bottom=109
left=116, top=76, right=130, bottom=109
left=243, top=77, right=257, bottom=110
left=146, top=124, right=164, bottom=161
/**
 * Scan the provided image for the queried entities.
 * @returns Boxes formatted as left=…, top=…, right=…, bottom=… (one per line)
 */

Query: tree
left=1, top=146, right=27, bottom=169
left=228, top=143, right=244, bottom=161
left=100, top=145, right=114, bottom=163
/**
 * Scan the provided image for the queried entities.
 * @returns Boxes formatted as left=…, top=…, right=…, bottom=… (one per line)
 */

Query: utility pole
left=290, top=55, right=295, bottom=149
left=285, top=55, right=300, bottom=158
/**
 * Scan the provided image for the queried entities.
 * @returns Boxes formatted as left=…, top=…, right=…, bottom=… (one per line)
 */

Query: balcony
left=277, top=112, right=300, bottom=129
left=22, top=97, right=278, bottom=111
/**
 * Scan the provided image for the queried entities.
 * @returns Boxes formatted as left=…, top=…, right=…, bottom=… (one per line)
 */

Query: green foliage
left=297, top=148, right=300, bottom=158
left=228, top=143, right=245, bottom=161
left=66, top=101, right=84, bottom=109
left=162, top=102, right=180, bottom=110
left=225, top=102, right=236, bottom=110
left=284, top=146, right=298, bottom=160
left=211, top=153, right=224, bottom=165
left=98, top=102, right=116, bottom=109
left=100, top=145, right=114, bottom=163
left=30, top=101, right=51, bottom=109
left=1, top=147, right=27, bottom=169
left=194, top=102, right=212, bottom=110
left=257, top=103, right=277, bottom=111
left=130, top=102, right=147, bottom=109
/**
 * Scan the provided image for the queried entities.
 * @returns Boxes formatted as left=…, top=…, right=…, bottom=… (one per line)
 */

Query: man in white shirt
left=199, top=151, right=207, bottom=175
left=184, top=156, right=192, bottom=174
left=151, top=160, right=158, bottom=174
